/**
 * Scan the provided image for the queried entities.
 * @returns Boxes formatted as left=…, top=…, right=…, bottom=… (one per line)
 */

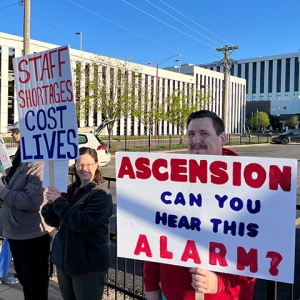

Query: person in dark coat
left=42, top=147, right=113, bottom=300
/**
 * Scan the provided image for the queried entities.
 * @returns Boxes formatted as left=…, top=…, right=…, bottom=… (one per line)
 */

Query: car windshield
left=283, top=129, right=294, bottom=135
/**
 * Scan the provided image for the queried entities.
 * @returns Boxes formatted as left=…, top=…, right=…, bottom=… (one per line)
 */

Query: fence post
left=169, top=135, right=171, bottom=151
left=267, top=281, right=277, bottom=300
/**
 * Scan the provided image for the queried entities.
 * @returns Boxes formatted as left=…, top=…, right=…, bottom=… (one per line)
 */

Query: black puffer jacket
left=42, top=182, right=113, bottom=275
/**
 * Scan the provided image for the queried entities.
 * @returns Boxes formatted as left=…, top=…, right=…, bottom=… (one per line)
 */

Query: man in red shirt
left=143, top=110, right=256, bottom=300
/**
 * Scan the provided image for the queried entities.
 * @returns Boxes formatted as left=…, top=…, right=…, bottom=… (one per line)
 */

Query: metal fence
left=102, top=176, right=299, bottom=300
left=107, top=134, right=273, bottom=153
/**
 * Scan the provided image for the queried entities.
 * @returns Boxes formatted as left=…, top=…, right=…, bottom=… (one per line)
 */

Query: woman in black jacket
left=42, top=147, right=113, bottom=300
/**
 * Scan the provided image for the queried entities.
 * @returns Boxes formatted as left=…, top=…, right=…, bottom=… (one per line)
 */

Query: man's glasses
left=75, top=163, right=96, bottom=170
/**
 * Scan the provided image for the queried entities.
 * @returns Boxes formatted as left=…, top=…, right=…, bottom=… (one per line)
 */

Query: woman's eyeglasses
left=75, top=163, right=96, bottom=170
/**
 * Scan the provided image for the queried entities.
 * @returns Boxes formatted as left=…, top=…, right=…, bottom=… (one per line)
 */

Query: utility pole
left=21, top=0, right=30, bottom=55
left=216, top=45, right=238, bottom=133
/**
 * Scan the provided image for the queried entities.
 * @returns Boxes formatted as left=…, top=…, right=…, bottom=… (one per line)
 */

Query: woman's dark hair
left=186, top=110, right=225, bottom=136
left=74, top=147, right=104, bottom=186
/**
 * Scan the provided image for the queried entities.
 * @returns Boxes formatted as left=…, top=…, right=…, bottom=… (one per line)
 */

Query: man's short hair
left=187, top=110, right=225, bottom=136
left=8, top=122, right=20, bottom=134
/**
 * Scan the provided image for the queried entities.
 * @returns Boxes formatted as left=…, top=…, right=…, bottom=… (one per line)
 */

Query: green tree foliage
left=74, top=55, right=140, bottom=148
left=285, top=115, right=298, bottom=129
left=131, top=84, right=167, bottom=151
left=269, top=115, right=281, bottom=130
left=164, top=87, right=211, bottom=144
left=248, top=111, right=270, bottom=130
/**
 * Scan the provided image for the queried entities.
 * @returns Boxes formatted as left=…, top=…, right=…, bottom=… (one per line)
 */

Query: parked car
left=271, top=129, right=300, bottom=144
left=70, top=131, right=111, bottom=167
left=6, top=119, right=113, bottom=168
left=264, top=130, right=273, bottom=136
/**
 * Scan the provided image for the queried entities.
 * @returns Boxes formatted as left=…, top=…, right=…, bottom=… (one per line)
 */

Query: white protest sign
left=0, top=137, right=12, bottom=172
left=116, top=152, right=297, bottom=284
left=12, top=45, right=79, bottom=162
left=43, top=160, right=69, bottom=192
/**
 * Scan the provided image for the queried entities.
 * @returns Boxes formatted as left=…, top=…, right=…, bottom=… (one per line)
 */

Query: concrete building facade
left=0, top=32, right=245, bottom=134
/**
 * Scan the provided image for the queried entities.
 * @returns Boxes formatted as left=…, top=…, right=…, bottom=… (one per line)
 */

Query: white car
left=7, top=132, right=111, bottom=168
left=73, top=132, right=111, bottom=167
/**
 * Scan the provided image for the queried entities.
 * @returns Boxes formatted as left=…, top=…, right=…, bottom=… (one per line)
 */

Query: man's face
left=11, top=130, right=20, bottom=144
left=187, top=117, right=226, bottom=155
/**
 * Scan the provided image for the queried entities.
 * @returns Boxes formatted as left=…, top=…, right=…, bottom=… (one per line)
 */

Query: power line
left=145, top=0, right=222, bottom=47
left=31, top=9, right=79, bottom=46
left=67, top=0, right=200, bottom=63
left=0, top=2, right=18, bottom=10
left=122, top=0, right=215, bottom=49
left=159, top=0, right=233, bottom=45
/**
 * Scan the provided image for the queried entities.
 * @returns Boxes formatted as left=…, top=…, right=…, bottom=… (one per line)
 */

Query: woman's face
left=75, top=153, right=98, bottom=183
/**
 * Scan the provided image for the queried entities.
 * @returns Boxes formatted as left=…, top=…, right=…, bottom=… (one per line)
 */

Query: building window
left=277, top=106, right=281, bottom=110
left=238, top=64, right=241, bottom=77
left=285, top=58, right=290, bottom=92
left=260, top=61, right=265, bottom=94
left=268, top=93, right=272, bottom=100
left=252, top=94, right=256, bottom=101
left=283, top=106, right=286, bottom=109
left=295, top=57, right=299, bottom=92
left=252, top=62, right=257, bottom=93
left=245, top=63, right=249, bottom=94
left=276, top=59, right=282, bottom=93
left=272, top=106, right=275, bottom=110
left=268, top=60, right=273, bottom=93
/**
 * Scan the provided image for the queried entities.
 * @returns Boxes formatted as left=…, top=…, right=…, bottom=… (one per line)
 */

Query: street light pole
left=76, top=32, right=82, bottom=51
left=156, top=54, right=181, bottom=103
left=256, top=110, right=258, bottom=132
left=155, top=54, right=181, bottom=135
left=175, top=58, right=181, bottom=73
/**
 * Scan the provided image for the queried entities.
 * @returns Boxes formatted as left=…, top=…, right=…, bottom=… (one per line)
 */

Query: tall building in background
left=198, top=51, right=300, bottom=120
left=0, top=32, right=245, bottom=134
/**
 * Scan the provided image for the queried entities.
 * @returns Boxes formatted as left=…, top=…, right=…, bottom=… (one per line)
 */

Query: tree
left=285, top=115, right=298, bottom=129
left=74, top=54, right=141, bottom=148
left=164, top=86, right=212, bottom=144
left=131, top=81, right=166, bottom=151
left=269, top=115, right=281, bottom=131
left=248, top=111, right=270, bottom=131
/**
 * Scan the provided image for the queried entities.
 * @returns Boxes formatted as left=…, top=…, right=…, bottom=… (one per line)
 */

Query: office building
left=0, top=32, right=245, bottom=134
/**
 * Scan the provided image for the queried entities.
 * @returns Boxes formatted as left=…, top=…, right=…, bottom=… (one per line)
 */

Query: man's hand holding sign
left=116, top=110, right=296, bottom=300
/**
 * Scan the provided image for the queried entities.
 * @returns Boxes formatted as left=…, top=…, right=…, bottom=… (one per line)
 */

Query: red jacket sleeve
left=216, top=272, right=256, bottom=298
left=143, top=261, right=161, bottom=292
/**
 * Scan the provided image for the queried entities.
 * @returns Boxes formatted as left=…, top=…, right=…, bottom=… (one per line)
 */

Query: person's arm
left=0, top=173, right=8, bottom=185
left=143, top=261, right=161, bottom=299
left=52, top=188, right=113, bottom=232
left=0, top=163, right=44, bottom=210
left=41, top=202, right=61, bottom=228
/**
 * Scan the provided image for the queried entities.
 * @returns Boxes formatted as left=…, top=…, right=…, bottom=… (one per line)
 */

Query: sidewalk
left=0, top=264, right=62, bottom=300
